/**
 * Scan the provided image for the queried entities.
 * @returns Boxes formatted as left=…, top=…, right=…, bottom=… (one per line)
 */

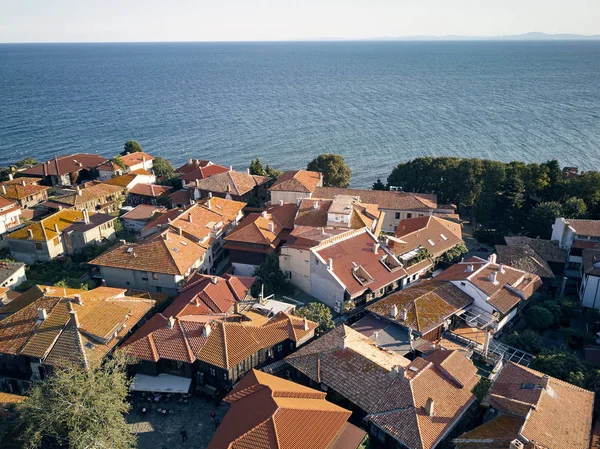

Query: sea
left=1, top=41, right=599, bottom=187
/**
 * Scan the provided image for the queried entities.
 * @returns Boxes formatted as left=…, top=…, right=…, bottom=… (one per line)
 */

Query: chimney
left=178, top=226, right=182, bottom=236
left=54, top=224, right=60, bottom=234
left=498, top=264, right=505, bottom=274
left=229, top=165, right=233, bottom=172
left=37, top=307, right=48, bottom=321
left=425, top=397, right=435, bottom=417
left=509, top=440, right=524, bottom=449
left=233, top=302, right=240, bottom=314
left=279, top=199, right=284, bottom=206
left=246, top=168, right=250, bottom=175
left=54, top=155, right=60, bottom=176
left=401, top=308, right=407, bottom=321
left=327, top=258, right=333, bottom=270
left=268, top=222, right=274, bottom=233
left=188, top=212, right=192, bottom=223
left=77, top=186, right=83, bottom=196
left=1, top=185, right=5, bottom=195
left=208, top=192, right=212, bottom=198
left=69, top=309, right=80, bottom=328
left=303, top=318, right=309, bottom=331
left=261, top=210, right=268, bottom=218
left=21, top=180, right=26, bottom=186
left=162, top=232, right=169, bottom=241
left=489, top=271, right=498, bottom=284
left=195, top=179, right=200, bottom=187
left=43, top=162, right=48, bottom=177
left=8, top=174, right=13, bottom=181
left=391, top=304, right=399, bottom=318
left=313, top=200, right=319, bottom=210
left=488, top=254, right=497, bottom=264
left=189, top=158, right=193, bottom=164
left=206, top=199, right=211, bottom=210
left=466, top=264, right=474, bottom=273
left=142, top=156, right=146, bottom=163
left=203, top=323, right=212, bottom=337
left=167, top=316, right=175, bottom=329
left=27, top=229, right=33, bottom=239
left=341, top=334, right=348, bottom=350
left=211, top=276, right=218, bottom=284
left=83, top=209, right=90, bottom=224
left=373, top=243, right=380, bottom=254
left=73, top=294, right=83, bottom=306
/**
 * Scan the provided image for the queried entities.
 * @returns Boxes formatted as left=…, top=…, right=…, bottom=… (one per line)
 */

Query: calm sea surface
left=1, top=41, right=599, bottom=187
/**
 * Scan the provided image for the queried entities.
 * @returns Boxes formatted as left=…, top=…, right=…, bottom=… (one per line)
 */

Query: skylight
left=427, top=239, right=435, bottom=246
left=441, top=234, right=448, bottom=241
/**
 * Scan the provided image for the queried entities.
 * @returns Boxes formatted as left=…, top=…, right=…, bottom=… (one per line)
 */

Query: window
left=209, top=367, right=216, bottom=376
left=276, top=344, right=283, bottom=352
left=156, top=286, right=162, bottom=293
left=395, top=212, right=401, bottom=220
left=53, top=237, right=60, bottom=246
left=141, top=277, right=148, bottom=281
left=35, top=243, right=43, bottom=250
left=152, top=273, right=159, bottom=280
left=407, top=213, right=412, bottom=219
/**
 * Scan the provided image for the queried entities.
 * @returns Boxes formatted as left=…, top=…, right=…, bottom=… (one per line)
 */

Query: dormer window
left=427, top=239, right=435, bottom=246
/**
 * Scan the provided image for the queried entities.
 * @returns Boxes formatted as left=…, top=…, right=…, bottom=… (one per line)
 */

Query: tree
left=307, top=154, right=352, bottom=188
left=16, top=352, right=135, bottom=449
left=15, top=157, right=37, bottom=168
left=121, top=140, right=142, bottom=155
left=439, top=242, right=468, bottom=264
left=506, top=329, right=545, bottom=354
left=152, top=156, right=176, bottom=181
left=526, top=202, right=563, bottom=239
left=112, top=156, right=127, bottom=170
left=249, top=159, right=266, bottom=176
left=530, top=350, right=586, bottom=387
left=562, top=197, right=587, bottom=218
left=525, top=305, right=555, bottom=331
left=251, top=253, right=293, bottom=298
left=296, top=302, right=334, bottom=335
left=265, top=164, right=283, bottom=180
left=372, top=178, right=386, bottom=190
left=472, top=378, right=492, bottom=402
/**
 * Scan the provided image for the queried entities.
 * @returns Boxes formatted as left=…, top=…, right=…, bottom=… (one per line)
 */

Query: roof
left=63, top=212, right=116, bottom=233
left=267, top=203, right=297, bottom=230
left=180, top=164, right=230, bottom=182
left=119, top=152, right=154, bottom=167
left=485, top=362, right=594, bottom=449
left=176, top=159, right=214, bottom=174
left=1, top=177, right=42, bottom=186
left=164, top=273, right=255, bottom=316
left=23, top=154, right=108, bottom=177
left=91, top=231, right=207, bottom=276
left=167, top=189, right=191, bottom=206
left=436, top=257, right=542, bottom=315
left=313, top=187, right=439, bottom=211
left=51, top=183, right=123, bottom=207
left=7, top=209, right=85, bottom=241
left=0, top=183, right=48, bottom=200
left=503, top=236, right=567, bottom=263
left=314, top=228, right=407, bottom=298
left=0, top=287, right=154, bottom=367
left=98, top=160, right=121, bottom=172
left=191, top=171, right=270, bottom=196
left=0, top=261, right=25, bottom=285
left=564, top=219, right=600, bottom=237
left=103, top=170, right=154, bottom=188
left=495, top=245, right=556, bottom=278
left=582, top=249, right=600, bottom=276
left=453, top=414, right=525, bottom=448
left=366, top=280, right=472, bottom=335
left=286, top=325, right=478, bottom=449
left=128, top=183, right=172, bottom=197
left=122, top=312, right=317, bottom=368
left=270, top=170, right=322, bottom=193
left=351, top=314, right=412, bottom=355
left=295, top=197, right=382, bottom=232
left=390, top=216, right=463, bottom=259
left=285, top=225, right=350, bottom=250
left=121, top=205, right=166, bottom=222
left=224, top=211, right=285, bottom=248
left=208, top=369, right=363, bottom=449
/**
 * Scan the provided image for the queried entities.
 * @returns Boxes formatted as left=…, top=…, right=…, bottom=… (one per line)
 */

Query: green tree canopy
left=152, top=156, right=176, bottom=181
left=112, top=156, right=127, bottom=170
left=15, top=157, right=37, bottom=168
left=16, top=353, right=135, bottom=449
left=505, top=329, right=545, bottom=354
left=296, top=302, right=334, bottom=335
left=265, top=164, right=283, bottom=179
left=249, top=159, right=266, bottom=176
left=372, top=178, right=386, bottom=190
left=121, top=140, right=143, bottom=155
left=526, top=202, right=563, bottom=239
left=307, top=154, right=352, bottom=188
left=251, top=253, right=293, bottom=298
left=525, top=305, right=555, bottom=331
left=530, top=350, right=587, bottom=387
left=562, top=197, right=587, bottom=218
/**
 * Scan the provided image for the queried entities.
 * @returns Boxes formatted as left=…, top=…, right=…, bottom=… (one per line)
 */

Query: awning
left=130, top=373, right=191, bottom=394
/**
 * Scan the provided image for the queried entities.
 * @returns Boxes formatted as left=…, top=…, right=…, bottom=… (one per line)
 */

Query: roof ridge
left=148, top=334, right=159, bottom=362
left=177, top=319, right=196, bottom=363
left=221, top=321, right=230, bottom=369
left=228, top=171, right=241, bottom=196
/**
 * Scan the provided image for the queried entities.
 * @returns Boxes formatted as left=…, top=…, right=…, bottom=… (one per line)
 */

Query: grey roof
left=495, top=245, right=555, bottom=278
left=582, top=249, right=600, bottom=277
left=0, top=261, right=25, bottom=285
left=63, top=213, right=116, bottom=234
left=351, top=314, right=411, bottom=356
left=503, top=236, right=567, bottom=263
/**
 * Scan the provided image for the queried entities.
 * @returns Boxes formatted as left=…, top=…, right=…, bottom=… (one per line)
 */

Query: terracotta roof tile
left=121, top=205, right=166, bottom=222
left=313, top=187, right=439, bottom=211
left=22, top=153, right=108, bottom=177
left=191, top=171, right=270, bottom=196
left=564, top=219, right=600, bottom=237
left=391, top=216, right=463, bottom=259
left=128, top=183, right=172, bottom=197
left=7, top=209, right=85, bottom=241
left=51, top=183, right=122, bottom=207
left=119, top=152, right=154, bottom=167
left=180, top=164, right=230, bottom=182
left=270, top=170, right=322, bottom=193
left=0, top=183, right=49, bottom=201
left=224, top=212, right=284, bottom=246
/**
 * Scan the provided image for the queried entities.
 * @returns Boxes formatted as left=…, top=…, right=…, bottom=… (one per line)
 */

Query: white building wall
left=0, top=265, right=26, bottom=289
left=381, top=208, right=434, bottom=233
left=280, top=247, right=312, bottom=294
left=309, top=253, right=346, bottom=312
left=581, top=274, right=600, bottom=310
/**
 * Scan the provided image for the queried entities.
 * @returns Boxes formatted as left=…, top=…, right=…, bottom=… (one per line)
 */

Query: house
left=362, top=280, right=473, bottom=347
left=435, top=255, right=542, bottom=331
left=208, top=369, right=366, bottom=449
left=167, top=189, right=192, bottom=208
left=0, top=262, right=26, bottom=290
left=312, top=187, right=457, bottom=232
left=21, top=153, right=108, bottom=187
left=141, top=197, right=246, bottom=274
left=46, top=183, right=124, bottom=213
left=121, top=311, right=317, bottom=388
left=0, top=182, right=49, bottom=208
left=176, top=159, right=229, bottom=189
left=387, top=216, right=464, bottom=273
left=166, top=272, right=255, bottom=315
left=0, top=286, right=154, bottom=381
left=119, top=152, right=154, bottom=172
left=126, top=183, right=172, bottom=206
left=103, top=170, right=156, bottom=191
left=551, top=217, right=600, bottom=278
left=121, top=205, right=166, bottom=231
left=187, top=170, right=270, bottom=204
left=62, top=211, right=117, bottom=255
left=496, top=236, right=567, bottom=294
left=0, top=197, right=21, bottom=239
left=295, top=196, right=384, bottom=236
left=579, top=249, right=600, bottom=310
left=453, top=362, right=594, bottom=449
left=5, top=209, right=86, bottom=264
left=97, top=160, right=123, bottom=181
left=90, top=230, right=208, bottom=296
left=281, top=228, right=407, bottom=313
left=269, top=169, right=323, bottom=204
left=224, top=205, right=296, bottom=276
left=286, top=325, right=479, bottom=449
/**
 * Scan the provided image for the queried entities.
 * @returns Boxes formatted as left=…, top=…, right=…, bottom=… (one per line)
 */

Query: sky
left=0, top=0, right=599, bottom=43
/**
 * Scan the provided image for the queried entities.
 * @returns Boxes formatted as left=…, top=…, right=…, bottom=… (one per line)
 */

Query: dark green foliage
left=506, top=329, right=545, bottom=354
left=296, top=302, right=335, bottom=335
left=265, top=164, right=283, bottom=179
left=121, top=140, right=142, bottom=155
left=16, top=352, right=135, bottom=449
left=407, top=247, right=430, bottom=267
left=372, top=178, right=386, bottom=190
left=525, top=305, right=555, bottom=331
left=15, top=157, right=37, bottom=168
left=307, top=154, right=352, bottom=188
left=251, top=253, right=293, bottom=298
left=472, top=378, right=492, bottom=402
left=152, top=156, right=176, bottom=181
left=526, top=202, right=563, bottom=239
left=439, top=242, right=468, bottom=263
left=530, top=350, right=587, bottom=387
left=112, top=156, right=127, bottom=170
left=249, top=159, right=266, bottom=176
left=562, top=197, right=587, bottom=218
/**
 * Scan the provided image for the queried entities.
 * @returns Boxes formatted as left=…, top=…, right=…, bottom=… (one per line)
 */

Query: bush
left=506, top=329, right=545, bottom=354
left=472, top=378, right=492, bottom=402
left=525, top=305, right=555, bottom=331
left=296, top=303, right=334, bottom=335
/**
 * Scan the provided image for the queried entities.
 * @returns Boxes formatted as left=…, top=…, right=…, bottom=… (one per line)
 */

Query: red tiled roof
left=208, top=370, right=361, bottom=449
left=121, top=205, right=167, bottom=222
left=119, top=152, right=154, bottom=167
left=270, top=170, right=322, bottom=193
left=176, top=159, right=214, bottom=175
left=128, top=183, right=172, bottom=197
left=0, top=183, right=49, bottom=201
left=313, top=187, right=439, bottom=211
left=565, top=219, right=600, bottom=237
left=391, top=216, right=463, bottom=259
left=191, top=171, right=270, bottom=196
left=314, top=229, right=407, bottom=298
left=224, top=211, right=285, bottom=247
left=180, top=164, right=230, bottom=182
left=22, top=154, right=108, bottom=177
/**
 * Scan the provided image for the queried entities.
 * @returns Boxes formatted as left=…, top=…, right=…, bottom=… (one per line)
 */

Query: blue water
left=1, top=41, right=599, bottom=187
